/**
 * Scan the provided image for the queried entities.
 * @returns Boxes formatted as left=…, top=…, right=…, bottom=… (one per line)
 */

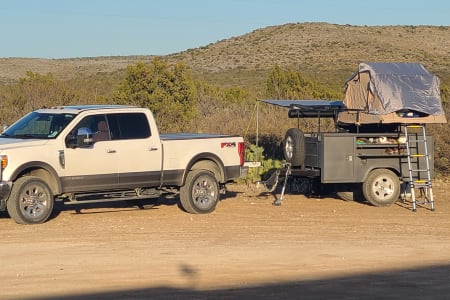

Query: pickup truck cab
left=0, top=105, right=247, bottom=224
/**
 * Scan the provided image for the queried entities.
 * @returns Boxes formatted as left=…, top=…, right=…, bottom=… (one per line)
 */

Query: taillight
left=238, top=142, right=245, bottom=166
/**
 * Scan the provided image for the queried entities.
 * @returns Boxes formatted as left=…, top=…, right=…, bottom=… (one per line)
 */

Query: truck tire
left=283, top=128, right=305, bottom=167
left=362, top=169, right=400, bottom=207
left=180, top=169, right=219, bottom=214
left=7, top=176, right=54, bottom=224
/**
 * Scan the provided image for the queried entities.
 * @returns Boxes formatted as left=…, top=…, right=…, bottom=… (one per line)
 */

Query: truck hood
left=0, top=138, right=49, bottom=151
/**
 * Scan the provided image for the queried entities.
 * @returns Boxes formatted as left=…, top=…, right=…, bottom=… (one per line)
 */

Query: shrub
left=244, top=143, right=282, bottom=183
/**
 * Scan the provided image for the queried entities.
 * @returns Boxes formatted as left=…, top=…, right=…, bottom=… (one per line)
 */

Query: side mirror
left=77, top=127, right=93, bottom=147
left=66, top=127, right=93, bottom=148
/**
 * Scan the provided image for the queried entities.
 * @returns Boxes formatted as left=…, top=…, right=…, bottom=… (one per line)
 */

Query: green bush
left=244, top=143, right=282, bottom=183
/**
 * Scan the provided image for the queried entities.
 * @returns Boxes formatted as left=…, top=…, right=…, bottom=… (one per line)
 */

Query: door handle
left=107, top=149, right=117, bottom=153
left=148, top=147, right=159, bottom=151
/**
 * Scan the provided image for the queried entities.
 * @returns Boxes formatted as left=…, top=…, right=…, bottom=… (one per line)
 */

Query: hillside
left=1, top=23, right=449, bottom=87
left=173, top=23, right=450, bottom=73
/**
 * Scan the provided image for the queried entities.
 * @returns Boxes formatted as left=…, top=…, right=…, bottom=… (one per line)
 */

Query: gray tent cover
left=340, top=62, right=447, bottom=124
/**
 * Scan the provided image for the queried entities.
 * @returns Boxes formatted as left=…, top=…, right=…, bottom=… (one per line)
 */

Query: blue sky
left=1, top=0, right=449, bottom=59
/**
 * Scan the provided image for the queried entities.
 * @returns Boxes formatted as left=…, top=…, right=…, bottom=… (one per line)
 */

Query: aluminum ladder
left=404, top=124, right=434, bottom=212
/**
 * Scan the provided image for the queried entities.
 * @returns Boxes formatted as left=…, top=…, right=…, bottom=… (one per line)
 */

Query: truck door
left=321, top=135, right=355, bottom=182
left=62, top=114, right=119, bottom=192
left=105, top=113, right=163, bottom=188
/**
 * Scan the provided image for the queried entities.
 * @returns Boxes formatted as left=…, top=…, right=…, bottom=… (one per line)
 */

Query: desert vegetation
left=0, top=23, right=449, bottom=176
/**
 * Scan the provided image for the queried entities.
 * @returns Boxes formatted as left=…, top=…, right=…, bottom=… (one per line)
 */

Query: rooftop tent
left=338, top=62, right=447, bottom=124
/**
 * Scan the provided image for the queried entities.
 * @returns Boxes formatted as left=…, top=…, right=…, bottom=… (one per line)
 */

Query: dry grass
left=1, top=23, right=449, bottom=88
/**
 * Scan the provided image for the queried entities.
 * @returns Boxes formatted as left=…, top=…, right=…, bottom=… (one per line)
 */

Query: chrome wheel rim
left=19, top=183, right=50, bottom=220
left=192, top=175, right=217, bottom=209
left=285, top=136, right=293, bottom=159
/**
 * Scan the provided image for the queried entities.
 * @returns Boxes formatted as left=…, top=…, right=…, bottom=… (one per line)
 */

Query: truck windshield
left=1, top=111, right=76, bottom=139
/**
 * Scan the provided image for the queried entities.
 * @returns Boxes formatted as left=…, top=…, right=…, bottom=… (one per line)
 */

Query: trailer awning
left=261, top=99, right=344, bottom=109
left=261, top=100, right=345, bottom=118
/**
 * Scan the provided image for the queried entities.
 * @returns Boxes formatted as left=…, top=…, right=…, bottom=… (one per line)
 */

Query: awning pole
left=256, top=100, right=259, bottom=164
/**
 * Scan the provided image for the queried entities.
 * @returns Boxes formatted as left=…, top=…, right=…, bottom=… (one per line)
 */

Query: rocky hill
left=1, top=23, right=449, bottom=86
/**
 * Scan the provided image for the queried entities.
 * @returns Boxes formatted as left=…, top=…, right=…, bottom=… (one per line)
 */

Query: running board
left=62, top=194, right=160, bottom=205
left=61, top=189, right=163, bottom=205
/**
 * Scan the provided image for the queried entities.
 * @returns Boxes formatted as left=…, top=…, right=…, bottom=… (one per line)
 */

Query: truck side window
left=107, top=113, right=151, bottom=140
left=93, top=120, right=110, bottom=142
left=66, top=115, right=109, bottom=146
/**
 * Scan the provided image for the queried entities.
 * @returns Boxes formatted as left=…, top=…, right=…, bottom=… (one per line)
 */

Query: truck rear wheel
left=7, top=176, right=54, bottom=224
left=362, top=169, right=400, bottom=207
left=284, top=128, right=305, bottom=167
left=180, top=170, right=219, bottom=214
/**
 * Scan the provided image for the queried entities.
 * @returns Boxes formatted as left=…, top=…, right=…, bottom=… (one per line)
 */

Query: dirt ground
left=1, top=180, right=450, bottom=300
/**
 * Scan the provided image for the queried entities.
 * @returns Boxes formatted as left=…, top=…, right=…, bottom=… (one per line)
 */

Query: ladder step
left=404, top=124, right=434, bottom=212
left=411, top=184, right=432, bottom=189
left=408, top=139, right=426, bottom=143
left=411, top=180, right=431, bottom=185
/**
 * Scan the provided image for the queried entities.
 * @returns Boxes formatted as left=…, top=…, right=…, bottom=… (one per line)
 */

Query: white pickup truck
left=0, top=105, right=247, bottom=224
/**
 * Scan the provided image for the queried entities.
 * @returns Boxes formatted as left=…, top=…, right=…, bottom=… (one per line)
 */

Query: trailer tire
left=337, top=190, right=366, bottom=202
left=336, top=184, right=364, bottom=202
left=362, top=169, right=400, bottom=207
left=7, top=176, right=54, bottom=224
left=284, top=128, right=305, bottom=167
left=180, top=169, right=219, bottom=214
left=337, top=191, right=355, bottom=201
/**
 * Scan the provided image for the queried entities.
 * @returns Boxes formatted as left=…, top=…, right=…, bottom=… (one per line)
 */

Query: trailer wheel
left=283, top=128, right=305, bottom=167
left=362, top=169, right=400, bottom=207
left=336, top=184, right=364, bottom=202
left=337, top=191, right=354, bottom=201
left=180, top=169, right=219, bottom=214
left=7, top=176, right=54, bottom=224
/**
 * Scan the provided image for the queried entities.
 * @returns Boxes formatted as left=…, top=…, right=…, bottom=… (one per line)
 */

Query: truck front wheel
left=7, top=176, right=54, bottom=224
left=362, top=169, right=400, bottom=207
left=180, top=170, right=219, bottom=214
